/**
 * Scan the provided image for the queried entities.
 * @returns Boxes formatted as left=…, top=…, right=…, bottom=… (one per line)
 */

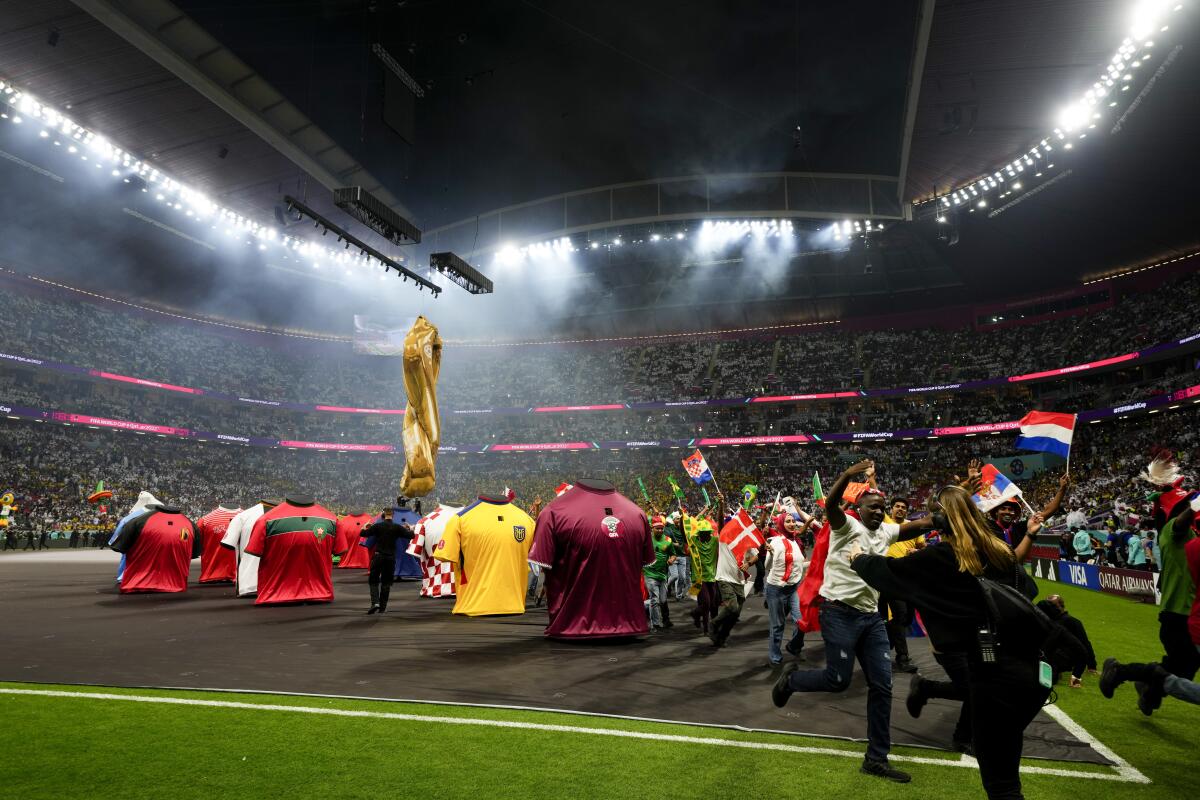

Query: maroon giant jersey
left=245, top=500, right=343, bottom=605
left=529, top=484, right=655, bottom=638
left=196, top=506, right=240, bottom=583
left=111, top=506, right=198, bottom=593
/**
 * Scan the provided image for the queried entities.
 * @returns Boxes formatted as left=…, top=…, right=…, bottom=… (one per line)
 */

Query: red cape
left=796, top=521, right=830, bottom=633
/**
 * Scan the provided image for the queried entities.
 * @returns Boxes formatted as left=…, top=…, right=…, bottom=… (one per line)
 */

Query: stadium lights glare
left=0, top=73, right=413, bottom=283
left=921, top=0, right=1187, bottom=214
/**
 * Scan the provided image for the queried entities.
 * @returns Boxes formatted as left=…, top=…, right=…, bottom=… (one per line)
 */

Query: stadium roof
left=0, top=0, right=1197, bottom=336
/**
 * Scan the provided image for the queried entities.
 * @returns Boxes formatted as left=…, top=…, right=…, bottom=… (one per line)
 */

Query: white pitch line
left=0, top=688, right=1143, bottom=782
left=1041, top=703, right=1150, bottom=784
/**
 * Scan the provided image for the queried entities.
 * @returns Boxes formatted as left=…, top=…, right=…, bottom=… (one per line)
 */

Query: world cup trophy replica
left=399, top=315, right=442, bottom=497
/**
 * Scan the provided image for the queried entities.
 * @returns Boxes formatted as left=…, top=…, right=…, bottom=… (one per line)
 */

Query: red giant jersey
left=334, top=513, right=374, bottom=569
left=111, top=506, right=199, bottom=593
left=196, top=506, right=241, bottom=583
left=245, top=500, right=342, bottom=605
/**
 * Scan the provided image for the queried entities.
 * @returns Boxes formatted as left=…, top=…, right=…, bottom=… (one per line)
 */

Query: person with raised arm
left=770, top=459, right=933, bottom=784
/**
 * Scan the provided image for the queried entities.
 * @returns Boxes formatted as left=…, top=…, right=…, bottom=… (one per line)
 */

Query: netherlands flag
left=1015, top=411, right=1076, bottom=459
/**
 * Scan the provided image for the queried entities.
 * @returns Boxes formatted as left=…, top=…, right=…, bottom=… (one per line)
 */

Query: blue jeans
left=667, top=558, right=691, bottom=599
left=645, top=576, right=668, bottom=628
left=765, top=582, right=803, bottom=663
left=787, top=602, right=893, bottom=762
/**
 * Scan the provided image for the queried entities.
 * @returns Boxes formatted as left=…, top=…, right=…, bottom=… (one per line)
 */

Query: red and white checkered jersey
left=407, top=504, right=461, bottom=598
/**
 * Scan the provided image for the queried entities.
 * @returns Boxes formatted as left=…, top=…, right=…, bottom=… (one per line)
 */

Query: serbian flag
left=1015, top=411, right=1076, bottom=459
left=796, top=521, right=831, bottom=632
left=682, top=449, right=714, bottom=485
left=718, top=507, right=765, bottom=566
left=972, top=464, right=1023, bottom=512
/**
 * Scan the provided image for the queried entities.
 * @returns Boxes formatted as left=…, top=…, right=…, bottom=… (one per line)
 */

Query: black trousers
left=968, top=655, right=1050, bottom=800
left=1143, top=611, right=1200, bottom=706
left=879, top=595, right=912, bottom=661
left=369, top=555, right=396, bottom=588
left=928, top=651, right=972, bottom=744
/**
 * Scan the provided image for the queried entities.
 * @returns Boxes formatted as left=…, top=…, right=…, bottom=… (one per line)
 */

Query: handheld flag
left=682, top=449, right=714, bottom=485
left=701, top=487, right=711, bottom=508
left=972, top=464, right=1024, bottom=512
left=796, top=521, right=831, bottom=632
left=718, top=507, right=766, bottom=567
left=87, top=480, right=113, bottom=504
left=1015, top=411, right=1076, bottom=459
left=554, top=482, right=574, bottom=497
left=667, top=475, right=686, bottom=503
left=636, top=477, right=652, bottom=504
left=741, top=484, right=758, bottom=510
left=812, top=472, right=825, bottom=507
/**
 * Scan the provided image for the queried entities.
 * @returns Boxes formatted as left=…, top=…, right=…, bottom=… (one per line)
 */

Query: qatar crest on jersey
left=512, top=525, right=527, bottom=542
left=601, top=515, right=622, bottom=538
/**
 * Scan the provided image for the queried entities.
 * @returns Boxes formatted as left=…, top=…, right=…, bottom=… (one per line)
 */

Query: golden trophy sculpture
left=399, top=315, right=443, bottom=497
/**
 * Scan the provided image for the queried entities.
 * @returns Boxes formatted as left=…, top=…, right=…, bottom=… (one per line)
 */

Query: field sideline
left=1, top=582, right=1192, bottom=799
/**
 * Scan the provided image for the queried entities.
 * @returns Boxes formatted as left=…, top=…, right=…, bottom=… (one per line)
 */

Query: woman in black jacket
left=848, top=486, right=1050, bottom=800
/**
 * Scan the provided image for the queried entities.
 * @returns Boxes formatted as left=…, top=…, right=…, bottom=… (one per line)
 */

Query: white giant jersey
left=221, top=503, right=266, bottom=596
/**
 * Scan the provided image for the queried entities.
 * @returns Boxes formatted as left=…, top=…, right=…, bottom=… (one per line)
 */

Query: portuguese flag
left=813, top=472, right=825, bottom=508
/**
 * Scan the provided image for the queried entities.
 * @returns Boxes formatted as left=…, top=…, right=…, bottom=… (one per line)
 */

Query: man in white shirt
left=709, top=501, right=758, bottom=648
left=764, top=514, right=809, bottom=665
left=219, top=499, right=278, bottom=597
left=1066, top=507, right=1088, bottom=531
left=771, top=460, right=933, bottom=784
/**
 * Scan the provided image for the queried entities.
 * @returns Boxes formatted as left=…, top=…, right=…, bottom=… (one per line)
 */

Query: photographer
left=849, top=485, right=1050, bottom=800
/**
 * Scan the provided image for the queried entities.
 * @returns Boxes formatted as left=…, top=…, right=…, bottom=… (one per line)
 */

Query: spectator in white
left=770, top=460, right=933, bottom=784
left=763, top=513, right=810, bottom=665
left=708, top=492, right=758, bottom=648
left=1066, top=507, right=1088, bottom=530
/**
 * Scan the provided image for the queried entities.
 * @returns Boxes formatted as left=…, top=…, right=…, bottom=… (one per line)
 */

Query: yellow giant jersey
left=434, top=499, right=535, bottom=616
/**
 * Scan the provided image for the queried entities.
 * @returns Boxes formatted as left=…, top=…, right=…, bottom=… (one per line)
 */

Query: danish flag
left=719, top=507, right=766, bottom=566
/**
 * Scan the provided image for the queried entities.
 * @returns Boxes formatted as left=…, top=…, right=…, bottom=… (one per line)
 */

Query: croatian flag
left=1015, top=411, right=1076, bottom=459
left=972, top=464, right=1023, bottom=512
left=718, top=507, right=765, bottom=566
left=682, top=449, right=714, bottom=485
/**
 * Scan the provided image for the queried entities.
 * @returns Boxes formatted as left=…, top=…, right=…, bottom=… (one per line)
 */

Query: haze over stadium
left=0, top=1, right=1198, bottom=799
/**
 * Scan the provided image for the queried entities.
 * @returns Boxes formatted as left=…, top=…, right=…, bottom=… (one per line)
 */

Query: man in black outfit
left=362, top=506, right=414, bottom=614
left=1037, top=595, right=1097, bottom=687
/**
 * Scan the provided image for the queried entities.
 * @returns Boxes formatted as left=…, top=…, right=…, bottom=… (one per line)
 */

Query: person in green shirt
left=644, top=516, right=680, bottom=631
left=1136, top=491, right=1198, bottom=716
left=683, top=513, right=720, bottom=635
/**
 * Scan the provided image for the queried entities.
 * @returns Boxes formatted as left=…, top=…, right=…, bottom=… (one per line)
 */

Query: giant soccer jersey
left=196, top=506, right=241, bottom=583
left=406, top=504, right=461, bottom=598
left=434, top=498, right=534, bottom=616
left=392, top=506, right=424, bottom=579
left=334, top=513, right=374, bottom=569
left=220, top=503, right=267, bottom=597
left=110, top=506, right=199, bottom=593
left=529, top=484, right=655, bottom=638
left=245, top=500, right=343, bottom=605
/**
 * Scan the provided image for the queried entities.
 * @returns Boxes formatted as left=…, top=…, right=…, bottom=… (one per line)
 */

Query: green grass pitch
left=1, top=581, right=1193, bottom=799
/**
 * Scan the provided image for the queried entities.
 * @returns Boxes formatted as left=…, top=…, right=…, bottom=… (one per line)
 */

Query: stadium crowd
left=1, top=269, right=1197, bottom=409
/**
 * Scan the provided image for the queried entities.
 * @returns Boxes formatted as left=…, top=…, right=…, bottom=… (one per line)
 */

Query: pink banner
left=534, top=404, right=626, bottom=412
left=278, top=440, right=394, bottom=452
left=933, top=421, right=1020, bottom=436
left=1170, top=383, right=1200, bottom=401
left=697, top=435, right=812, bottom=445
left=1008, top=353, right=1137, bottom=383
left=94, top=371, right=200, bottom=395
left=314, top=405, right=405, bottom=414
left=62, top=413, right=190, bottom=436
left=489, top=442, right=593, bottom=451
left=751, top=392, right=859, bottom=403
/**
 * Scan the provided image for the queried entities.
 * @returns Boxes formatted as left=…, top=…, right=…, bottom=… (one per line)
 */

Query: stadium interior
left=0, top=2, right=1198, bottom=799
